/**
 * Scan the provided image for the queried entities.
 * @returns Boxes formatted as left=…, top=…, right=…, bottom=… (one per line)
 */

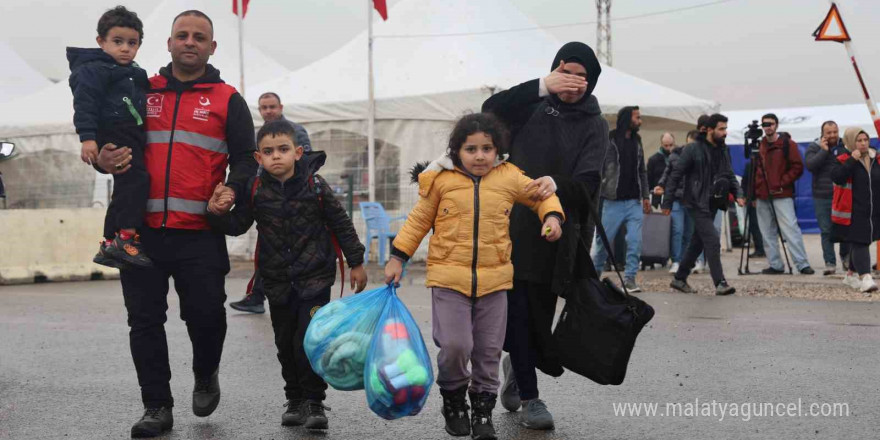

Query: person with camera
left=805, top=121, right=850, bottom=275
left=754, top=113, right=815, bottom=275
left=662, top=114, right=744, bottom=295
left=831, top=128, right=879, bottom=293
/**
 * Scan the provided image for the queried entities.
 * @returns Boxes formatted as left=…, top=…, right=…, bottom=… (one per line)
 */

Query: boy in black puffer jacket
left=67, top=6, right=151, bottom=268
left=208, top=119, right=368, bottom=431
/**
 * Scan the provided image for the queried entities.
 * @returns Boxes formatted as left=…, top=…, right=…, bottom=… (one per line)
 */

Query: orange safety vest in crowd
left=143, top=75, right=237, bottom=230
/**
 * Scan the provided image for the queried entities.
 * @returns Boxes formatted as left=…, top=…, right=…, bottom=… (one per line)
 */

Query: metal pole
left=237, top=0, right=246, bottom=98
left=367, top=0, right=377, bottom=202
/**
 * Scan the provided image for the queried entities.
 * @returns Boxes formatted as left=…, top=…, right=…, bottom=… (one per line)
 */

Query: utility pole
left=596, top=0, right=612, bottom=66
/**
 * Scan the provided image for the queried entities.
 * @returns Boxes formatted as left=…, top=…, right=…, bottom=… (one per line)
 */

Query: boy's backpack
left=248, top=174, right=347, bottom=297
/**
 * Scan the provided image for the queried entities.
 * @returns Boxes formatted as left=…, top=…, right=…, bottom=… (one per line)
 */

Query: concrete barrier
left=0, top=208, right=119, bottom=285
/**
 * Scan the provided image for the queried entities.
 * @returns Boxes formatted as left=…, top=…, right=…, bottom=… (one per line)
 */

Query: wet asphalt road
left=2, top=275, right=879, bottom=440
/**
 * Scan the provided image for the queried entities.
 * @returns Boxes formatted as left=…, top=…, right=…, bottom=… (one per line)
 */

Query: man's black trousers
left=269, top=287, right=330, bottom=401
left=675, top=208, right=725, bottom=286
left=120, top=228, right=229, bottom=408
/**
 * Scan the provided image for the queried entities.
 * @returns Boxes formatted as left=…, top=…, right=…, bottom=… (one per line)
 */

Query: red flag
left=232, top=0, right=250, bottom=18
left=813, top=3, right=850, bottom=43
left=373, top=0, right=388, bottom=21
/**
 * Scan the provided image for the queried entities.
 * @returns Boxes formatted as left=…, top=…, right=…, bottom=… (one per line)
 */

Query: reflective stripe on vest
left=146, top=130, right=228, bottom=154
left=831, top=209, right=852, bottom=220
left=146, top=197, right=208, bottom=215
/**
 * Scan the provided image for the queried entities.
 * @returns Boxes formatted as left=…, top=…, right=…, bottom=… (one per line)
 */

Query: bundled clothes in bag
left=364, top=288, right=434, bottom=420
left=303, top=286, right=387, bottom=391
left=304, top=284, right=434, bottom=419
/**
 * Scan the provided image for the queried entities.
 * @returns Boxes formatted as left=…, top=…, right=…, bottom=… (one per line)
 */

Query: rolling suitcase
left=640, top=211, right=671, bottom=269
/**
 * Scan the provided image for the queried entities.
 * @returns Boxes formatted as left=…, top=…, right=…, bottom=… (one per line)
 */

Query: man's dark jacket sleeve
left=225, top=93, right=258, bottom=198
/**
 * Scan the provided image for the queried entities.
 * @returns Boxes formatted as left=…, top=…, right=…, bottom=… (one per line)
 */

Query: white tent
left=0, top=1, right=285, bottom=214
left=253, top=0, right=717, bottom=124
left=0, top=41, right=51, bottom=104
left=246, top=0, right=718, bottom=260
left=0, top=0, right=286, bottom=142
left=137, top=0, right=290, bottom=99
left=727, top=103, right=879, bottom=144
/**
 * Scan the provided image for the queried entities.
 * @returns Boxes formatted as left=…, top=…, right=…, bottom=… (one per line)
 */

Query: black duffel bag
left=552, top=194, right=655, bottom=385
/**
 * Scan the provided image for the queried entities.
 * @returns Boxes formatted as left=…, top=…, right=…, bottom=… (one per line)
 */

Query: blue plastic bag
left=364, top=285, right=434, bottom=420
left=303, top=286, right=389, bottom=391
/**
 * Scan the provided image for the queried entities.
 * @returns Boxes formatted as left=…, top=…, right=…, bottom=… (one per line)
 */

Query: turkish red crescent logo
left=146, top=94, right=163, bottom=106
left=199, top=96, right=211, bottom=106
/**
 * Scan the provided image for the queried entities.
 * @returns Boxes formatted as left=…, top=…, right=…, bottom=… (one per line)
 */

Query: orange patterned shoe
left=106, top=233, right=153, bottom=268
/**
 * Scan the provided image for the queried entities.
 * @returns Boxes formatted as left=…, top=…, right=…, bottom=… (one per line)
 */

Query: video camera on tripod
left=743, top=120, right=763, bottom=158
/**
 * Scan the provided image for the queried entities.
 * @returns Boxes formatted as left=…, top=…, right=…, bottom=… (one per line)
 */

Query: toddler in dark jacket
left=67, top=6, right=151, bottom=268
left=208, top=119, right=368, bottom=430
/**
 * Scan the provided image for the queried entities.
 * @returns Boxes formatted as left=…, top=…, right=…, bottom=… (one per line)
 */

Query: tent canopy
left=727, top=103, right=880, bottom=144
left=0, top=0, right=285, bottom=139
left=251, top=0, right=718, bottom=124
left=0, top=41, right=51, bottom=104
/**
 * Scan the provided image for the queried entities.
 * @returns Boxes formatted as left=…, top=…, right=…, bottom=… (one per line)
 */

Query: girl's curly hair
left=447, top=113, right=509, bottom=167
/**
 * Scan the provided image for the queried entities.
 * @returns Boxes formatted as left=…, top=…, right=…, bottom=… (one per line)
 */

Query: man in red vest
left=96, top=10, right=257, bottom=438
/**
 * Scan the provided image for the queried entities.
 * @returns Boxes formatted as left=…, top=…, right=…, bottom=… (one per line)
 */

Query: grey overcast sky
left=2, top=0, right=879, bottom=110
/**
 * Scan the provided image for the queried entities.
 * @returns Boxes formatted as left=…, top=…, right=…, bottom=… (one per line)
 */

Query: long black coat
left=482, top=81, right=608, bottom=295
left=830, top=151, right=880, bottom=245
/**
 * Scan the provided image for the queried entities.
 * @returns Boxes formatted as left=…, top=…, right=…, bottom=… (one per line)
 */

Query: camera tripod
left=738, top=151, right=794, bottom=275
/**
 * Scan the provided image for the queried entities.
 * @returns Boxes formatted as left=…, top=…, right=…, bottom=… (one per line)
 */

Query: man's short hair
left=706, top=113, right=728, bottom=129
left=258, top=92, right=281, bottom=104
left=172, top=10, right=214, bottom=35
left=686, top=129, right=700, bottom=140
left=257, top=119, right=298, bottom=146
left=762, top=113, right=779, bottom=125
left=97, top=6, right=144, bottom=43
left=661, top=132, right=675, bottom=142
left=821, top=120, right=838, bottom=135
left=696, top=114, right=710, bottom=130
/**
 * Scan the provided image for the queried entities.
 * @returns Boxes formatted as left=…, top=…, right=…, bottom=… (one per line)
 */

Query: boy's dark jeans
left=269, top=287, right=330, bottom=401
left=98, top=122, right=148, bottom=239
left=120, top=228, right=230, bottom=408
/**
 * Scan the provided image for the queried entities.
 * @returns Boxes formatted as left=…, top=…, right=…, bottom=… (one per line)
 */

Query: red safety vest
left=830, top=152, right=880, bottom=226
left=143, top=75, right=237, bottom=230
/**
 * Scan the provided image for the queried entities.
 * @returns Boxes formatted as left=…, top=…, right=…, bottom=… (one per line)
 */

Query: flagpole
left=237, top=0, right=246, bottom=98
left=367, top=0, right=376, bottom=202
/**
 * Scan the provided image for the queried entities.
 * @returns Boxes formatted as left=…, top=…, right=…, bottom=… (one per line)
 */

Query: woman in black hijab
left=482, top=42, right=608, bottom=430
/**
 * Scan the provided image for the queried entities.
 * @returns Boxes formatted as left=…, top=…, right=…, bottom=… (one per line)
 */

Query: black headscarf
left=549, top=42, right=602, bottom=102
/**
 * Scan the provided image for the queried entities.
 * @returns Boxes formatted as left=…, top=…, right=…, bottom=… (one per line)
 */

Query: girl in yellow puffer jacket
left=384, top=113, right=564, bottom=439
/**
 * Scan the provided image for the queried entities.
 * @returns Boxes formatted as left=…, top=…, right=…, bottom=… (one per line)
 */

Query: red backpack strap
left=247, top=176, right=262, bottom=295
left=309, top=174, right=346, bottom=297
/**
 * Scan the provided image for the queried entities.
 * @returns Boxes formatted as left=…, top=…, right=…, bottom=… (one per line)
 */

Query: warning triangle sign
left=813, top=3, right=851, bottom=42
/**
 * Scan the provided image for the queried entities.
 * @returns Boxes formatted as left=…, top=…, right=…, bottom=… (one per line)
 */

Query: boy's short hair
left=257, top=120, right=299, bottom=146
left=97, top=6, right=144, bottom=43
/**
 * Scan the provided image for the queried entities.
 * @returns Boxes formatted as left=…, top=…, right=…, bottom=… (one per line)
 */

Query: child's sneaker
left=469, top=391, right=497, bottom=440
left=302, top=400, right=329, bottom=430
left=105, top=232, right=153, bottom=268
left=93, top=240, right=124, bottom=269
left=281, top=398, right=305, bottom=426
left=440, top=386, right=470, bottom=436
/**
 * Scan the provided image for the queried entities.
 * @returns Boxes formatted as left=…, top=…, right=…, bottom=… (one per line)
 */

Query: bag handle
left=579, top=191, right=632, bottom=299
